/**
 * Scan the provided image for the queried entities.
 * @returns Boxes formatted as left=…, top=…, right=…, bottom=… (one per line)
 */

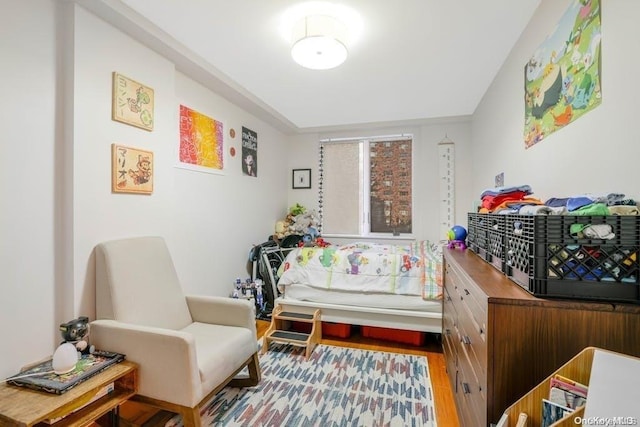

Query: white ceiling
left=115, top=0, right=540, bottom=131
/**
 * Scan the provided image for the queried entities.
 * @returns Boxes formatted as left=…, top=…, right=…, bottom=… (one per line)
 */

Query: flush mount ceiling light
left=291, top=14, right=348, bottom=70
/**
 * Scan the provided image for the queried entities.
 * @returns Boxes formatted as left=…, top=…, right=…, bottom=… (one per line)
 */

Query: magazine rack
left=500, top=347, right=640, bottom=427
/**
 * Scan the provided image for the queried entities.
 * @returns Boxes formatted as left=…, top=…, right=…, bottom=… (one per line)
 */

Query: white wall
left=0, top=1, right=290, bottom=378
left=0, top=0, right=60, bottom=378
left=287, top=119, right=473, bottom=244
left=472, top=0, right=640, bottom=201
left=72, top=5, right=290, bottom=311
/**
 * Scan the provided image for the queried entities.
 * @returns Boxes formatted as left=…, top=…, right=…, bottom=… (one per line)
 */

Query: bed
left=270, top=240, right=444, bottom=334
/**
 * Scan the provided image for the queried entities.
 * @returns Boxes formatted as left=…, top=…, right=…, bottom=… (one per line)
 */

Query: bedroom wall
left=0, top=0, right=60, bottom=379
left=0, top=1, right=290, bottom=379
left=72, top=5, right=289, bottom=309
left=286, top=119, right=474, bottom=244
left=471, top=0, right=640, bottom=202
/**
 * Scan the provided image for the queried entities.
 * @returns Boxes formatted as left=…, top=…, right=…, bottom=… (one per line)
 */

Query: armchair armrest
left=90, top=319, right=201, bottom=407
left=185, top=295, right=256, bottom=334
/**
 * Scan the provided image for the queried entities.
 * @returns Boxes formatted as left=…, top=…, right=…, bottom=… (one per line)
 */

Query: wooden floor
left=119, top=320, right=460, bottom=426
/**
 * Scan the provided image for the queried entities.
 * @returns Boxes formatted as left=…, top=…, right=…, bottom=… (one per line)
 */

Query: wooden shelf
left=500, top=347, right=594, bottom=427
left=0, top=361, right=138, bottom=426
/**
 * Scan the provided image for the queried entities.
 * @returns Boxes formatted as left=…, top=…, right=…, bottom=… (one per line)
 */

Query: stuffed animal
left=275, top=220, right=287, bottom=239
left=59, top=316, right=94, bottom=354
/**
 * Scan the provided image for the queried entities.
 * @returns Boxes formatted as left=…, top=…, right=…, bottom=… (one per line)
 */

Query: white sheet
left=282, top=283, right=442, bottom=313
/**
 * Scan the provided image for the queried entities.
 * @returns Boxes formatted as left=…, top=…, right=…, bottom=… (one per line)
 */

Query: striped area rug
left=166, top=343, right=437, bottom=426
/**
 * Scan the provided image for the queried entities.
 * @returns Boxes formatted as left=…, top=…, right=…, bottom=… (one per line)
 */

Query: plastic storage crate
left=504, top=215, right=640, bottom=303
left=467, top=213, right=505, bottom=271
left=361, top=326, right=426, bottom=346
left=291, top=321, right=352, bottom=338
left=467, top=213, right=479, bottom=253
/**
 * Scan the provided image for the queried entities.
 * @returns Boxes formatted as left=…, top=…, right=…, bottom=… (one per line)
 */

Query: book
left=44, top=382, right=115, bottom=424
left=549, top=376, right=588, bottom=398
left=554, top=374, right=588, bottom=391
left=549, top=385, right=587, bottom=409
left=6, top=351, right=125, bottom=394
left=542, top=398, right=572, bottom=427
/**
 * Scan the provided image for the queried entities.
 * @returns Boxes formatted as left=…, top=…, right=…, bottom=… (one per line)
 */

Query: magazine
left=542, top=398, right=572, bottom=427
left=6, top=351, right=125, bottom=394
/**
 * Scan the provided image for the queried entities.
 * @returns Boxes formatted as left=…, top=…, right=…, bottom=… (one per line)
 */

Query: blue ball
left=448, top=225, right=467, bottom=242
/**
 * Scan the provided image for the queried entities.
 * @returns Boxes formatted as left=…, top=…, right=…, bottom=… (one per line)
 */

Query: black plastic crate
left=467, top=213, right=480, bottom=253
left=504, top=215, right=640, bottom=303
left=467, top=213, right=505, bottom=271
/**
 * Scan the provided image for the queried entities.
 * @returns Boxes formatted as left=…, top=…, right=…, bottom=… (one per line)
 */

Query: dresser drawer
left=457, top=300, right=487, bottom=387
left=457, top=311, right=488, bottom=396
left=456, top=352, right=487, bottom=427
left=456, top=284, right=488, bottom=339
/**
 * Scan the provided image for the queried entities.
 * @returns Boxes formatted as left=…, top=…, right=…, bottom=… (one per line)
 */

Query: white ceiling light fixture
left=291, top=14, right=348, bottom=70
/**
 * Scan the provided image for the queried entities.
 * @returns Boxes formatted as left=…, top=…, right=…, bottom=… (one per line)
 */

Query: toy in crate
left=447, top=225, right=467, bottom=250
left=504, top=215, right=640, bottom=303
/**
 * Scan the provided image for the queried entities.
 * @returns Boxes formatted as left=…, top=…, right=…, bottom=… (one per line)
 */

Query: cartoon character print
left=295, top=248, right=316, bottom=267
left=128, top=155, right=152, bottom=185
left=319, top=247, right=337, bottom=268
left=346, top=250, right=368, bottom=275
left=400, top=254, right=420, bottom=273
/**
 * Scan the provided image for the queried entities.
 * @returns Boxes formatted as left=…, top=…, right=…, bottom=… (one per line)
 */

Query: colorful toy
left=447, top=225, right=468, bottom=250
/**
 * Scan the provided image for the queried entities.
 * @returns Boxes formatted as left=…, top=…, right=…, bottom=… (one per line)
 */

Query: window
left=318, top=135, right=413, bottom=237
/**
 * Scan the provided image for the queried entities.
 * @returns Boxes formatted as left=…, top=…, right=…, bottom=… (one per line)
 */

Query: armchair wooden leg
left=228, top=352, right=261, bottom=387
left=180, top=406, right=202, bottom=427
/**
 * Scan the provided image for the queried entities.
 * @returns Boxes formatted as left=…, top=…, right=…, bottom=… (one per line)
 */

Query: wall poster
left=178, top=105, right=224, bottom=173
left=241, top=127, right=258, bottom=177
left=524, top=0, right=601, bottom=148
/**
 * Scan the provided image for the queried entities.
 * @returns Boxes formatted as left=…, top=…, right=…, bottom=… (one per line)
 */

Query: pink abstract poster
left=179, top=105, right=223, bottom=171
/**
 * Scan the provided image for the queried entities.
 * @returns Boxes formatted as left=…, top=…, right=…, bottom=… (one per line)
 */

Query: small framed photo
left=112, top=144, right=153, bottom=194
left=292, top=169, right=311, bottom=189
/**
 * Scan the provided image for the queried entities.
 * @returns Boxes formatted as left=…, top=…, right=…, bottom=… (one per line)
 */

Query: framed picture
left=292, top=169, right=311, bottom=189
left=111, top=144, right=153, bottom=194
left=112, top=72, right=154, bottom=131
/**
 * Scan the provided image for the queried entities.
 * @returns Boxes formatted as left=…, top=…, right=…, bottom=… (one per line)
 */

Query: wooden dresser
left=442, top=248, right=640, bottom=426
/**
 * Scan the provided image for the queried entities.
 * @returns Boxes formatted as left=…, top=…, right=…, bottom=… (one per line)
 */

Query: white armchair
left=91, top=236, right=260, bottom=426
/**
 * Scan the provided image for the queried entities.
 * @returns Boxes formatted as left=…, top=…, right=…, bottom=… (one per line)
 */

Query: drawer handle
left=464, top=288, right=470, bottom=295
left=462, top=335, right=471, bottom=345
left=462, top=382, right=471, bottom=394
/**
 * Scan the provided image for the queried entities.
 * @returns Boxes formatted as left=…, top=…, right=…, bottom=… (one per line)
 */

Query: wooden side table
left=0, top=360, right=138, bottom=426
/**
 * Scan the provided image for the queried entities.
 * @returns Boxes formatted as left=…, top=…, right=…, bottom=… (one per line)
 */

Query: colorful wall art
left=179, top=105, right=224, bottom=172
left=111, top=144, right=153, bottom=194
left=524, top=0, right=601, bottom=148
left=112, top=72, right=154, bottom=131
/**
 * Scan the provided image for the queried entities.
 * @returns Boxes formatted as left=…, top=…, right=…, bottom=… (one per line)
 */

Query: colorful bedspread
left=277, top=241, right=443, bottom=300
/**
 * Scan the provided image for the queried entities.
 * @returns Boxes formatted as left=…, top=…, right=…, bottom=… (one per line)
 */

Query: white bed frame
left=275, top=297, right=443, bottom=335
left=261, top=245, right=443, bottom=335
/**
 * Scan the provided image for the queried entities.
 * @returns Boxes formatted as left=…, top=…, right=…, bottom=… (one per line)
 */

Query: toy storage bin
left=504, top=215, right=640, bottom=303
left=360, top=326, right=426, bottom=346
left=291, top=321, right=352, bottom=338
left=467, top=213, right=505, bottom=272
left=467, top=213, right=480, bottom=253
